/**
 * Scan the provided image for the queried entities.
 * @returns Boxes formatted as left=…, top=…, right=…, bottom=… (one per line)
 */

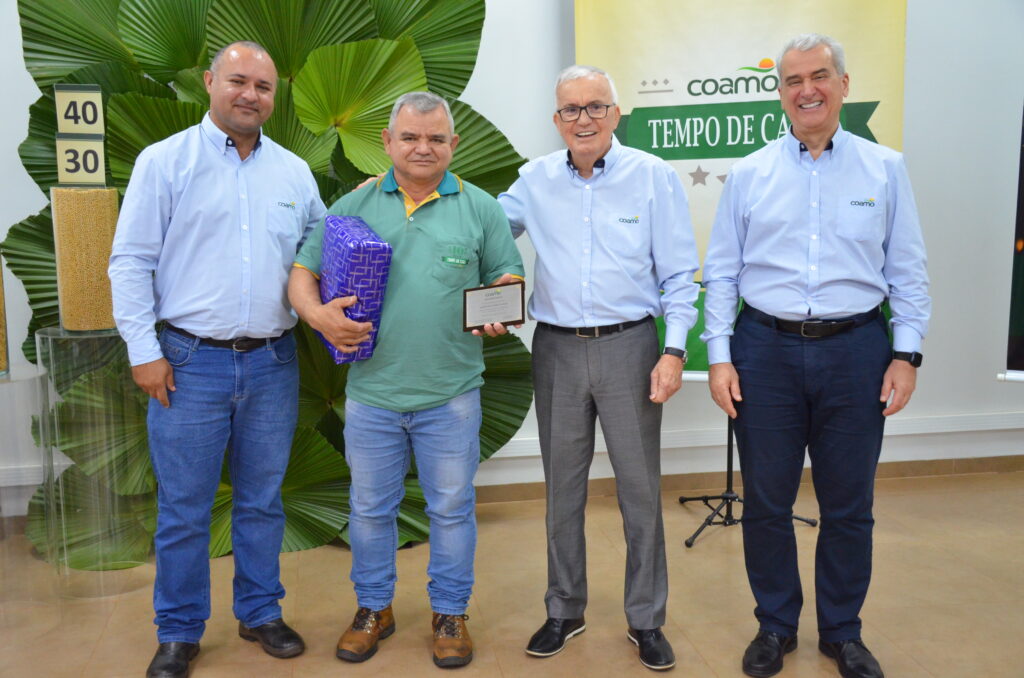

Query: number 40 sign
left=53, top=84, right=106, bottom=186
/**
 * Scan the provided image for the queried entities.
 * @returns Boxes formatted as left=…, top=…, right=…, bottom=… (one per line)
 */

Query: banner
left=576, top=0, right=907, bottom=267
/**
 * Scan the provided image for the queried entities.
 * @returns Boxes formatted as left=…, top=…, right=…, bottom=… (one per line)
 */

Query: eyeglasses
left=556, top=103, right=614, bottom=122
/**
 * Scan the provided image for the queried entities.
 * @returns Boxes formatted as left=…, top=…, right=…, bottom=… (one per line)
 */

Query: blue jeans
left=147, top=327, right=299, bottom=643
left=344, top=389, right=481, bottom=615
left=731, top=309, right=891, bottom=642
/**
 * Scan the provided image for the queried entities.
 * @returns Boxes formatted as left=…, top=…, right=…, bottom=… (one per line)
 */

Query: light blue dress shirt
left=498, top=137, right=700, bottom=350
left=109, top=113, right=326, bottom=366
left=701, top=127, right=930, bottom=365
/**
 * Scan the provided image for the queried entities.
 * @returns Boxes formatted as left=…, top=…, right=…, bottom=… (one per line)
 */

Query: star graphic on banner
left=688, top=165, right=709, bottom=186
left=717, top=174, right=727, bottom=183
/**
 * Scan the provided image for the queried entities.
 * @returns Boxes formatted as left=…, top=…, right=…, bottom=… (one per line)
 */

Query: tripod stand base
left=678, top=492, right=818, bottom=548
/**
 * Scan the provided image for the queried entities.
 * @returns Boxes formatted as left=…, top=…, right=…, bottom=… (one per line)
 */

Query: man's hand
left=310, top=296, right=373, bottom=352
left=649, top=354, right=684, bottom=403
left=471, top=273, right=524, bottom=338
left=880, top=359, right=917, bottom=416
left=131, top=357, right=175, bottom=408
left=708, top=362, right=742, bottom=418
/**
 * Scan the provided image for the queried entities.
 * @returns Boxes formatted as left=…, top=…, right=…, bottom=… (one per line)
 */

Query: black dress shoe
left=525, top=617, right=586, bottom=657
left=819, top=638, right=884, bottom=678
left=146, top=642, right=199, bottom=678
left=238, top=618, right=306, bottom=658
left=627, top=627, right=676, bottom=671
left=742, top=630, right=797, bottom=677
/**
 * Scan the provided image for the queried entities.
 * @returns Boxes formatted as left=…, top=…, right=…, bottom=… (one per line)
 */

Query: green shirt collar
left=379, top=167, right=463, bottom=195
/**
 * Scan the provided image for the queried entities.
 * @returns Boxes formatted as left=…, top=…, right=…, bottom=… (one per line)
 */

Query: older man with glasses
left=497, top=65, right=700, bottom=671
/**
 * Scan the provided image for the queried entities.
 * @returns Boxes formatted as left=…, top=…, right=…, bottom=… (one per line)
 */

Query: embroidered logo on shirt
left=442, top=256, right=468, bottom=266
left=618, top=215, right=640, bottom=224
left=277, top=201, right=297, bottom=209
left=849, top=198, right=876, bottom=207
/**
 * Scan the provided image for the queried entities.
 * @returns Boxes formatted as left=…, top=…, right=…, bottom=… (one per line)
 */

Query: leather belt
left=538, top=316, right=651, bottom=338
left=742, top=305, right=880, bottom=338
left=164, top=323, right=291, bottom=352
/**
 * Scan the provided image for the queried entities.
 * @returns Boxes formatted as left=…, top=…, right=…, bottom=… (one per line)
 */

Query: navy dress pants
left=731, top=308, right=891, bottom=642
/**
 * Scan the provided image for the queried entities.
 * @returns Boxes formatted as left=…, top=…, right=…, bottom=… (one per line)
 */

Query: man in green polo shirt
left=288, top=91, right=524, bottom=669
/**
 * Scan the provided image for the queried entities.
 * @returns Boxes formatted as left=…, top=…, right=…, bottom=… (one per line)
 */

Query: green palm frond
left=448, top=99, right=527, bottom=196
left=479, top=333, right=533, bottom=459
left=370, top=0, right=484, bottom=98
left=25, top=465, right=156, bottom=571
left=293, top=38, right=427, bottom=174
left=0, top=209, right=57, bottom=363
left=117, top=0, right=213, bottom=83
left=18, top=0, right=139, bottom=87
left=264, top=79, right=337, bottom=174
left=206, top=0, right=377, bottom=79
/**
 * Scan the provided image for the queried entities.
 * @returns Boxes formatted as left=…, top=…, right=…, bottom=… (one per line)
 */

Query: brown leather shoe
left=432, top=613, right=473, bottom=668
left=336, top=606, right=395, bottom=662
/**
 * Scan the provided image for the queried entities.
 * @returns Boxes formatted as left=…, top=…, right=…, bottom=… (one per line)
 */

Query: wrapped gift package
left=317, top=215, right=392, bottom=363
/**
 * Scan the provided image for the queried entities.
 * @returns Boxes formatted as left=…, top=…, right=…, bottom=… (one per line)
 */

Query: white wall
left=1, top=0, right=1022, bottom=508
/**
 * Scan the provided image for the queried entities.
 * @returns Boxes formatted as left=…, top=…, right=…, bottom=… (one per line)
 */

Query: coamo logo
left=687, top=58, right=779, bottom=97
left=618, top=216, right=640, bottom=224
left=850, top=198, right=876, bottom=207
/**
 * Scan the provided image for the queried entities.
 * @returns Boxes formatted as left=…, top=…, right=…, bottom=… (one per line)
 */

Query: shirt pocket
left=266, top=198, right=305, bottom=243
left=837, top=199, right=885, bottom=242
left=431, top=237, right=478, bottom=289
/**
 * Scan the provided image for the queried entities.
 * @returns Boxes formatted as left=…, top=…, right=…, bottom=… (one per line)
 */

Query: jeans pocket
left=270, top=333, right=297, bottom=364
left=159, top=330, right=196, bottom=367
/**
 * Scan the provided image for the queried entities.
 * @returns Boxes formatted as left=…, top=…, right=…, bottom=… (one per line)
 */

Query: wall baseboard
left=474, top=454, right=1024, bottom=503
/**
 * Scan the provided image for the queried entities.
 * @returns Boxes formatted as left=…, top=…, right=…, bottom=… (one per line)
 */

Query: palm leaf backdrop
left=4, top=0, right=533, bottom=570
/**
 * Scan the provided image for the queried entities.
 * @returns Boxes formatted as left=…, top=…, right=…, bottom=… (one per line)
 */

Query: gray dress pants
left=531, top=318, right=668, bottom=630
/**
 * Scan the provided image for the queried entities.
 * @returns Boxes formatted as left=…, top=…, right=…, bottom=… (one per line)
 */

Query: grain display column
left=49, top=188, right=119, bottom=331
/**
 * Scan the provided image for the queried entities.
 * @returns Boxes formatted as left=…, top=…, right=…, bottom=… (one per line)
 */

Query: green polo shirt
left=294, top=168, right=525, bottom=412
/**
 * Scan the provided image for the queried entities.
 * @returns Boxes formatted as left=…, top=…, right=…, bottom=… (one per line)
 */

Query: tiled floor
left=2, top=472, right=1022, bottom=677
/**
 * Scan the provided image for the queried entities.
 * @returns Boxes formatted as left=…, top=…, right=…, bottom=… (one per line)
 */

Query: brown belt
left=164, top=323, right=291, bottom=352
left=742, top=305, right=880, bottom=338
left=538, top=316, right=651, bottom=338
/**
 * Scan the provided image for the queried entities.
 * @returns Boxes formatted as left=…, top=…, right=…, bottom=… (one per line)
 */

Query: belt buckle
left=799, top=320, right=824, bottom=338
left=231, top=337, right=249, bottom=352
left=576, top=327, right=598, bottom=338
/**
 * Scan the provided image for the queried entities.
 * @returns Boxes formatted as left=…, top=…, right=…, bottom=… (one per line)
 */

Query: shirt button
left=584, top=217, right=590, bottom=222
left=242, top=289, right=249, bottom=295
left=583, top=248, right=590, bottom=254
left=811, top=234, right=818, bottom=240
left=240, top=194, right=246, bottom=198
left=582, top=281, right=589, bottom=287
left=810, top=265, right=817, bottom=271
left=810, top=202, right=818, bottom=208
left=243, top=257, right=250, bottom=262
left=242, top=224, right=249, bottom=230
left=584, top=185, right=591, bottom=190
left=811, top=171, right=818, bottom=176
left=409, top=216, right=414, bottom=222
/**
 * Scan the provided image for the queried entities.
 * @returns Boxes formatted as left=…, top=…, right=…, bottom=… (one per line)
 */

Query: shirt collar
left=565, top=135, right=622, bottom=175
left=378, top=167, right=463, bottom=195
left=200, top=112, right=262, bottom=155
left=784, top=123, right=849, bottom=159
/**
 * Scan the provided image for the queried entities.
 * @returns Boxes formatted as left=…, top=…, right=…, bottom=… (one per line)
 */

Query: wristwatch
left=892, top=351, right=923, bottom=367
left=663, top=347, right=687, bottom=365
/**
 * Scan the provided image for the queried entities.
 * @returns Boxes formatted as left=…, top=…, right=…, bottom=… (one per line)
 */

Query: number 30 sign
left=53, top=84, right=106, bottom=186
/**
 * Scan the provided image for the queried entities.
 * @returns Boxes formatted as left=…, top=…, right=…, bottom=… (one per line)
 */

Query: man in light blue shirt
left=499, top=65, right=699, bottom=671
left=702, top=34, right=930, bottom=678
left=109, top=41, right=324, bottom=678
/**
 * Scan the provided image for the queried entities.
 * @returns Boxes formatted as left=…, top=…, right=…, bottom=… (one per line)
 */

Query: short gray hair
left=555, top=64, right=619, bottom=104
left=210, top=41, right=272, bottom=74
left=388, top=92, right=455, bottom=134
left=777, top=33, right=846, bottom=77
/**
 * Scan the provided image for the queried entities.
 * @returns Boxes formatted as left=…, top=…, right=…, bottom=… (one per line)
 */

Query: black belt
left=538, top=316, right=651, bottom=338
left=742, top=305, right=880, bottom=338
left=164, top=323, right=291, bottom=352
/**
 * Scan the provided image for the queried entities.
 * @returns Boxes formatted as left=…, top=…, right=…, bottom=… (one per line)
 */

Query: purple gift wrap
left=317, top=215, right=392, bottom=363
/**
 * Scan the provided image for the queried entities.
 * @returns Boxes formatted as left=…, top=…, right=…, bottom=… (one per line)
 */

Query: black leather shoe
left=627, top=627, right=676, bottom=671
left=742, top=630, right=797, bottom=677
left=819, top=638, right=884, bottom=678
left=238, top=618, right=305, bottom=658
left=525, top=617, right=586, bottom=657
left=146, top=642, right=199, bottom=678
